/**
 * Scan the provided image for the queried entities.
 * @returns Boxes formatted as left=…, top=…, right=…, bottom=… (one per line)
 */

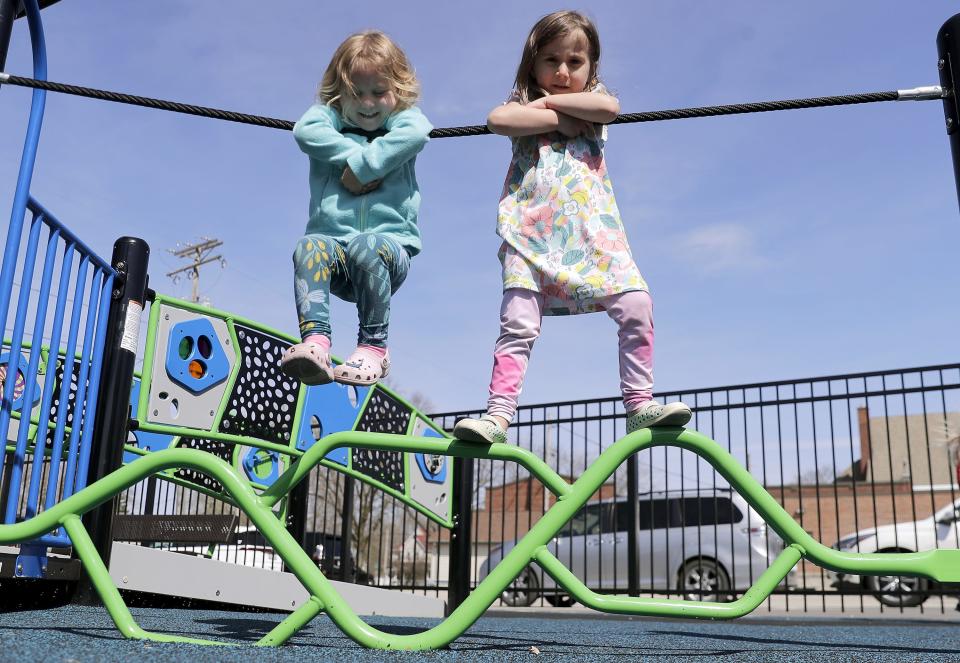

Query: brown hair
left=319, top=31, right=420, bottom=112
left=512, top=10, right=602, bottom=104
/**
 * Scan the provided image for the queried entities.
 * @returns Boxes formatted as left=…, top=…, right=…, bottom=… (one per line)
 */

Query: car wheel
left=866, top=573, right=929, bottom=607
left=354, top=569, right=374, bottom=586
left=544, top=591, right=575, bottom=607
left=500, top=566, right=539, bottom=607
left=677, top=557, right=731, bottom=602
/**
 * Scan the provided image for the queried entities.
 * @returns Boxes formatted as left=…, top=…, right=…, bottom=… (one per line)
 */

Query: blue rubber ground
left=0, top=606, right=958, bottom=661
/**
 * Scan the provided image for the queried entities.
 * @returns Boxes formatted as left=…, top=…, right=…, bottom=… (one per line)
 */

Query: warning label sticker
left=121, top=301, right=142, bottom=354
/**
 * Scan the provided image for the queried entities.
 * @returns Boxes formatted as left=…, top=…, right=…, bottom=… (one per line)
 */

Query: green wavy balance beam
left=2, top=426, right=958, bottom=650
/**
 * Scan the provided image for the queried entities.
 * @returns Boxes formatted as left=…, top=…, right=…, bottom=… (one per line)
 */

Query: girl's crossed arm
left=345, top=107, right=433, bottom=185
left=293, top=104, right=363, bottom=166
left=487, top=102, right=566, bottom=137
left=534, top=92, right=620, bottom=124
left=487, top=95, right=615, bottom=138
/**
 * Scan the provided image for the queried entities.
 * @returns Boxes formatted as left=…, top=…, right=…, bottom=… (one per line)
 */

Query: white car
left=480, top=489, right=790, bottom=606
left=158, top=526, right=368, bottom=581
left=829, top=497, right=960, bottom=606
left=156, top=525, right=286, bottom=572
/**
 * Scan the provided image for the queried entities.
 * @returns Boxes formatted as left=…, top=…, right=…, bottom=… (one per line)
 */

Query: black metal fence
left=113, top=461, right=452, bottom=592
left=427, top=362, right=960, bottom=614
left=112, top=362, right=960, bottom=614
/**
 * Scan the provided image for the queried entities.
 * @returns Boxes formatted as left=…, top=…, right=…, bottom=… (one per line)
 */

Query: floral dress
left=497, top=94, right=647, bottom=315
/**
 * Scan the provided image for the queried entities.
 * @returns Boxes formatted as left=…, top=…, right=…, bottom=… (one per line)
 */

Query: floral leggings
left=292, top=233, right=410, bottom=348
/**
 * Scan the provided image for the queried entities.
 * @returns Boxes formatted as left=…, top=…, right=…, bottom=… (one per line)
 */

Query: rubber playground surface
left=0, top=606, right=958, bottom=662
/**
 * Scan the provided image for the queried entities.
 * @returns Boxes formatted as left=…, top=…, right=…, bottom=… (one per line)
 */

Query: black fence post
left=626, top=451, right=640, bottom=597
left=0, top=451, right=12, bottom=518
left=285, top=480, right=309, bottom=572
left=339, top=475, right=355, bottom=582
left=142, top=476, right=157, bottom=516
left=937, top=13, right=960, bottom=211
left=447, top=455, right=474, bottom=615
left=73, top=237, right=149, bottom=605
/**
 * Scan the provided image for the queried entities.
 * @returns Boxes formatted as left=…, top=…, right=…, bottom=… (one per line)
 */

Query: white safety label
left=120, top=301, right=142, bottom=354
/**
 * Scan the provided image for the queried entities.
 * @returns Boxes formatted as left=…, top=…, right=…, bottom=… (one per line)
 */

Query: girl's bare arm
left=487, top=102, right=561, bottom=137
left=487, top=102, right=591, bottom=137
left=537, top=92, right=620, bottom=124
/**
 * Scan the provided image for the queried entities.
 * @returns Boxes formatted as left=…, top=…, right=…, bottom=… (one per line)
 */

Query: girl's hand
left=527, top=97, right=549, bottom=110
left=341, top=166, right=370, bottom=195
left=534, top=91, right=620, bottom=124
left=360, top=178, right=382, bottom=193
left=555, top=111, right=590, bottom=138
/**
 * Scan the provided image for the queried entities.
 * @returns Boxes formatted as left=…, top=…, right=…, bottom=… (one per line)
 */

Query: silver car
left=481, top=489, right=786, bottom=606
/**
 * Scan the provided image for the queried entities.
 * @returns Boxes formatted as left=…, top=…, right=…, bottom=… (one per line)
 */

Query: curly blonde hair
left=319, top=31, right=420, bottom=112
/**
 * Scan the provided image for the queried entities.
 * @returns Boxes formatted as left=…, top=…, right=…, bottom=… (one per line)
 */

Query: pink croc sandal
left=333, top=347, right=390, bottom=386
left=280, top=342, right=334, bottom=386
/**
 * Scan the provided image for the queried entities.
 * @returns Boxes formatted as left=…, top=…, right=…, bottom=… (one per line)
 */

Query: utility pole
left=166, top=238, right=224, bottom=304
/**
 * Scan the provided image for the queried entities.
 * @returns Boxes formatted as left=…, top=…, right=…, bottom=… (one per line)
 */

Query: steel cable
left=1, top=72, right=936, bottom=139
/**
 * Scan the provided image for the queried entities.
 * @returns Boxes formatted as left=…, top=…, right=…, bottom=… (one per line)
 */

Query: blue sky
left=1, top=1, right=958, bottom=416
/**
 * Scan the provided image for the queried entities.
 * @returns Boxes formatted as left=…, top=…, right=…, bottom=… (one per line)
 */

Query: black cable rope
left=611, top=92, right=900, bottom=124
left=0, top=72, right=933, bottom=138
left=0, top=73, right=297, bottom=130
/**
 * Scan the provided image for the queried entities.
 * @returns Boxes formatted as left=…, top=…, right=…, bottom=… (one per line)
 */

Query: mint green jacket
left=293, top=104, right=432, bottom=256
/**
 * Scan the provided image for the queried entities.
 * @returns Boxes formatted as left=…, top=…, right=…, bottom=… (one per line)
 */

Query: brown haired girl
left=455, top=11, right=691, bottom=444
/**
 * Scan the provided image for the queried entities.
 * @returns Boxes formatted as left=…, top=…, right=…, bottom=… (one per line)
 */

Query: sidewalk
left=486, top=593, right=960, bottom=623
left=419, top=582, right=960, bottom=622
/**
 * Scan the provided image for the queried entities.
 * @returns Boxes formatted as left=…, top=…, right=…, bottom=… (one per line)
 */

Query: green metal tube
left=151, top=294, right=294, bottom=337
left=63, top=515, right=230, bottom=645
left=137, top=421, right=304, bottom=458
left=135, top=297, right=160, bottom=420
left=650, top=428, right=960, bottom=582
left=535, top=544, right=804, bottom=619
left=62, top=515, right=147, bottom=640
left=4, top=426, right=960, bottom=650
left=257, top=596, right=324, bottom=647
left=260, top=431, right=571, bottom=508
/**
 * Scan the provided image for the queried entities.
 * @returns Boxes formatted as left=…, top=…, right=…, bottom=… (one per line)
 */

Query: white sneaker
left=453, top=415, right=508, bottom=445
left=626, top=400, right=692, bottom=432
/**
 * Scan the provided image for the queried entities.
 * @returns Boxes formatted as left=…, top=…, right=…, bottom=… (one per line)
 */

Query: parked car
left=828, top=497, right=960, bottom=607
left=207, top=525, right=286, bottom=572
left=303, top=530, right=373, bottom=584
left=480, top=489, right=787, bottom=606
left=159, top=527, right=370, bottom=582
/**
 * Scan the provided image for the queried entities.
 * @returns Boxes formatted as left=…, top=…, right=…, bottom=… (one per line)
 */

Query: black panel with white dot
left=220, top=325, right=299, bottom=444
left=351, top=389, right=410, bottom=492
left=174, top=436, right=234, bottom=493
left=45, top=358, right=84, bottom=446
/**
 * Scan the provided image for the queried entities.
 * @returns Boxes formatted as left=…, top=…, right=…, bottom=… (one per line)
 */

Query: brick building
left=837, top=408, right=960, bottom=485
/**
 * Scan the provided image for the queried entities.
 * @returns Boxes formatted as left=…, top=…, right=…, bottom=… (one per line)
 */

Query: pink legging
left=487, top=288, right=654, bottom=422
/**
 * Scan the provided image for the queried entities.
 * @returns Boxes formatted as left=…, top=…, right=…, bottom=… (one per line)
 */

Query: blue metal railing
left=0, top=0, right=115, bottom=549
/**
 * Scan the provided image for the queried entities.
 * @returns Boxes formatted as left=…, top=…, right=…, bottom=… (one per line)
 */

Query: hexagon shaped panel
left=165, top=318, right=230, bottom=394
